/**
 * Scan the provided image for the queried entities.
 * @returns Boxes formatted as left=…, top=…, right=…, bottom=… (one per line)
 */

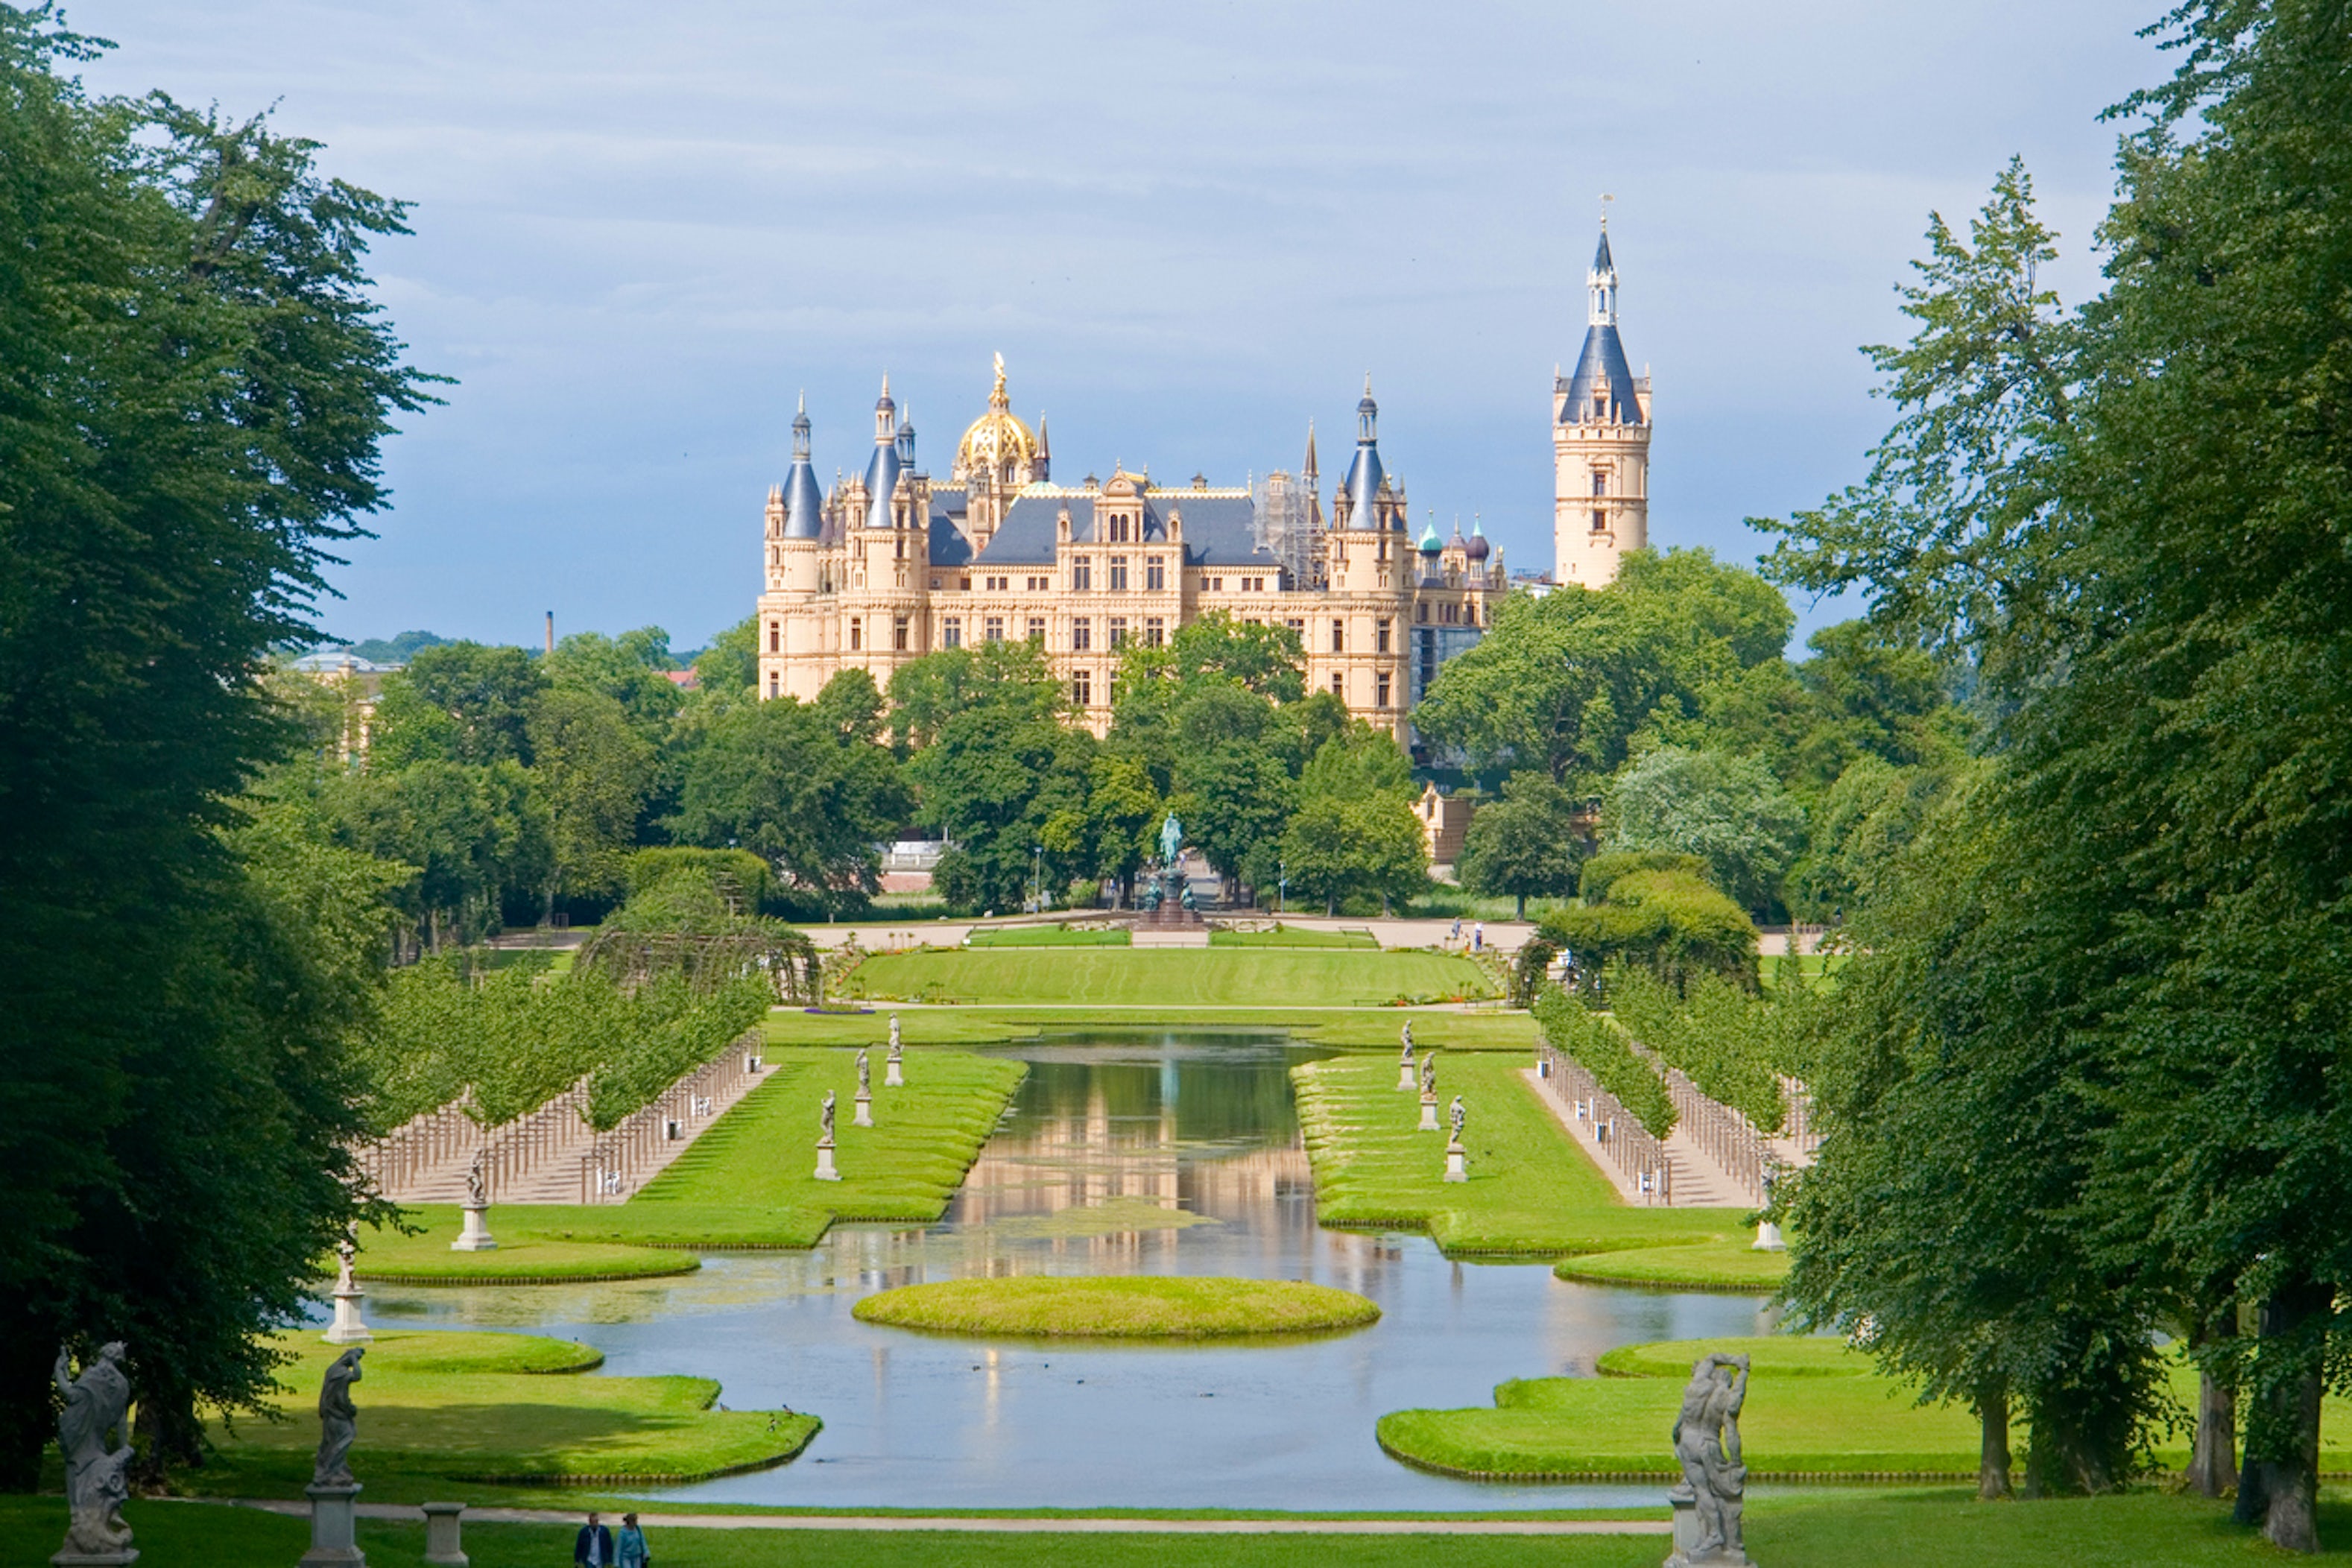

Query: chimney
left=545, top=611, right=554, bottom=657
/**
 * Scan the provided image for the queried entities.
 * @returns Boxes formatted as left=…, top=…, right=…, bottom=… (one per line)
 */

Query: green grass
left=1551, top=1241, right=1789, bottom=1292
left=765, top=1008, right=1540, bottom=1052
left=1760, top=952, right=1843, bottom=995
left=190, top=1330, right=815, bottom=1500
left=853, top=1276, right=1381, bottom=1339
left=13, top=1490, right=2352, bottom=1567
left=844, top=949, right=1496, bottom=1007
left=1292, top=1052, right=1745, bottom=1258
left=1379, top=1335, right=2352, bottom=1482
left=356, top=1050, right=1026, bottom=1268
left=967, top=925, right=1133, bottom=947
left=1209, top=924, right=1381, bottom=949
left=355, top=1230, right=700, bottom=1284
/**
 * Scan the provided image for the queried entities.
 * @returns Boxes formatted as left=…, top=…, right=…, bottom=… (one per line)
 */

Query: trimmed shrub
left=1542, top=867, right=1758, bottom=996
left=1531, top=988, right=1676, bottom=1139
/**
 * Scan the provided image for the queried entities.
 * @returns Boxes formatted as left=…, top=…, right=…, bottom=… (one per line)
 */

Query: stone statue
left=333, top=1238, right=357, bottom=1295
left=1158, top=812, right=1183, bottom=866
left=1448, top=1094, right=1467, bottom=1143
left=888, top=1013, right=902, bottom=1049
left=1669, top=1352, right=1751, bottom=1564
left=54, top=1341, right=135, bottom=1560
left=1400, top=1022, right=1414, bottom=1056
left=1420, top=1054, right=1436, bottom=1096
left=821, top=1090, right=836, bottom=1142
left=314, top=1346, right=365, bottom=1488
left=857, top=1049, right=870, bottom=1095
left=464, top=1149, right=488, bottom=1210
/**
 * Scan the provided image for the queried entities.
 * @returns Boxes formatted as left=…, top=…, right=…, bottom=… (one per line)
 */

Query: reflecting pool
left=369, top=1032, right=1771, bottom=1509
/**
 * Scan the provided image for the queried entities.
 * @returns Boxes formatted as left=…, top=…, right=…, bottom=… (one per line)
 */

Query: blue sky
left=72, top=1, right=2166, bottom=654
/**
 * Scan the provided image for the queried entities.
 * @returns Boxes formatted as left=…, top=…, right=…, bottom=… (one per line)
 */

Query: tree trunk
left=2235, top=1280, right=2329, bottom=1552
left=1976, top=1378, right=2012, bottom=1500
left=130, top=1387, right=205, bottom=1490
left=2187, top=1367, right=2239, bottom=1497
left=1515, top=893, right=1527, bottom=920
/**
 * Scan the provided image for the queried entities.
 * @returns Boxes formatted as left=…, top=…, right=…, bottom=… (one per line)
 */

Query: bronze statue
left=314, top=1346, right=366, bottom=1487
left=54, top=1341, right=135, bottom=1558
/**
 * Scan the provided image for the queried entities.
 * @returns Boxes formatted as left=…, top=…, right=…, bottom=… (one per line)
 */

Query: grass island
left=853, top=1276, right=1382, bottom=1340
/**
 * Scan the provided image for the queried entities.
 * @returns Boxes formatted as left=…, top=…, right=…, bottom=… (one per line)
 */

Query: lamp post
left=1278, top=859, right=1287, bottom=916
left=1032, top=844, right=1044, bottom=914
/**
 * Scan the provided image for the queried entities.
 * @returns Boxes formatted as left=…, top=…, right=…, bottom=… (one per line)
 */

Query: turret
left=1553, top=215, right=1653, bottom=587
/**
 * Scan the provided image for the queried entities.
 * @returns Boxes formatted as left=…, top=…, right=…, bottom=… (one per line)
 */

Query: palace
left=753, top=224, right=1648, bottom=736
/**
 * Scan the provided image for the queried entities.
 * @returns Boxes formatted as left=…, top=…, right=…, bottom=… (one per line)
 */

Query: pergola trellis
left=575, top=924, right=822, bottom=1005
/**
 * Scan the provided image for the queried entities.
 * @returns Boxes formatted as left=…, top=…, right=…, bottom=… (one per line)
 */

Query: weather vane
left=1600, top=192, right=1615, bottom=228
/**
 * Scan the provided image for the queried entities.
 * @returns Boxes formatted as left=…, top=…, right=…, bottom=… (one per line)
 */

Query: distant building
left=1413, top=783, right=1476, bottom=868
left=288, top=651, right=396, bottom=760
left=1552, top=221, right=1651, bottom=587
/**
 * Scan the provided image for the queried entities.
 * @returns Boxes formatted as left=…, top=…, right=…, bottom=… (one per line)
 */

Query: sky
left=69, top=1, right=2172, bottom=654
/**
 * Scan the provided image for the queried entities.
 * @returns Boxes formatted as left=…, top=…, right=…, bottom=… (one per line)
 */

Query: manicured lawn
left=1292, top=1053, right=1744, bottom=1257
left=192, top=1330, right=815, bottom=1501
left=967, top=925, right=1133, bottom=946
left=1552, top=1241, right=1789, bottom=1292
left=844, top=949, right=1496, bottom=1007
left=10, top=1490, right=2352, bottom=1567
left=765, top=1008, right=1540, bottom=1052
left=853, top=1276, right=1380, bottom=1339
left=1209, top=925, right=1381, bottom=949
left=356, top=1049, right=1026, bottom=1271
left=1379, top=1335, right=2352, bottom=1482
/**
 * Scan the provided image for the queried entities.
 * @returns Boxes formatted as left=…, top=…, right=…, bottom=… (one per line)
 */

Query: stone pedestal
left=1752, top=1221, right=1785, bottom=1252
left=300, top=1482, right=365, bottom=1567
left=449, top=1206, right=496, bottom=1252
left=815, top=1139, right=840, bottom=1181
left=853, top=1090, right=873, bottom=1128
left=1662, top=1483, right=1754, bottom=1567
left=885, top=1058, right=904, bottom=1087
left=1398, top=1058, right=1417, bottom=1091
left=1444, top=1142, right=1468, bottom=1183
left=1418, top=1093, right=1439, bottom=1131
left=323, top=1284, right=372, bottom=1345
left=50, top=1545, right=136, bottom=1568
left=420, top=1502, right=467, bottom=1567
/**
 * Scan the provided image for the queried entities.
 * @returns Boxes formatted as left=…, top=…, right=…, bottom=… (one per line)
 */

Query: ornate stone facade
left=754, top=356, right=1508, bottom=739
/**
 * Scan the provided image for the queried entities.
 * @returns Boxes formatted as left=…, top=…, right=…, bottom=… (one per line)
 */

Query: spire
left=1303, top=419, right=1318, bottom=480
left=873, top=374, right=896, bottom=445
left=1589, top=221, right=1619, bottom=327
left=1342, top=379, right=1386, bottom=529
left=895, top=405, right=916, bottom=468
left=791, top=391, right=811, bottom=461
left=783, top=396, right=823, bottom=539
left=1356, top=376, right=1378, bottom=445
left=1036, top=411, right=1050, bottom=480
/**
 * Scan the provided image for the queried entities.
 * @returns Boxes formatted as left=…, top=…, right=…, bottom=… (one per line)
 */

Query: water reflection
left=370, top=1031, right=1772, bottom=1509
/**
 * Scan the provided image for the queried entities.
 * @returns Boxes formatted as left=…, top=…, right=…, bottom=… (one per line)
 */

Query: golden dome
left=953, top=353, right=1040, bottom=481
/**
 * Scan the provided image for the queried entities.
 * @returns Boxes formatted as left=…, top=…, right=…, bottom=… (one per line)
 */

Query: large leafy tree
left=0, top=9, right=433, bottom=1483
left=1455, top=771, right=1584, bottom=918
left=368, top=640, right=546, bottom=768
left=1602, top=746, right=1806, bottom=917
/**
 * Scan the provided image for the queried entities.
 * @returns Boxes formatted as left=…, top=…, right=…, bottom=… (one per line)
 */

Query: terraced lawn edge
left=854, top=1276, right=1380, bottom=1339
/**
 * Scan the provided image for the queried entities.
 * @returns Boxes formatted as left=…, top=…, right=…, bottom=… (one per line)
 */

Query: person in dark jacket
left=573, top=1512, right=615, bottom=1567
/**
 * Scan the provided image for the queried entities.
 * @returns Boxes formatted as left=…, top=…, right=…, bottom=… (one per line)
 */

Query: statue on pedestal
left=820, top=1090, right=836, bottom=1144
left=53, top=1341, right=135, bottom=1563
left=1420, top=1054, right=1436, bottom=1097
left=1666, top=1352, right=1752, bottom=1566
left=1400, top=1022, right=1414, bottom=1055
left=464, top=1151, right=487, bottom=1210
left=1448, top=1095, right=1467, bottom=1144
left=314, top=1347, right=365, bottom=1488
left=1159, top=812, right=1184, bottom=866
left=856, top=1049, right=870, bottom=1096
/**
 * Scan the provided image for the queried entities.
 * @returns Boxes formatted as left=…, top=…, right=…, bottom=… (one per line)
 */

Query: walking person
left=573, top=1511, right=614, bottom=1567
left=617, top=1511, right=651, bottom=1568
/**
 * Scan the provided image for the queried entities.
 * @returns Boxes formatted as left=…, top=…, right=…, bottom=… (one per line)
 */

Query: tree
left=1413, top=548, right=1794, bottom=789
left=0, top=8, right=432, bottom=1484
left=669, top=671, right=907, bottom=915
left=546, top=627, right=685, bottom=742
left=369, top=641, right=545, bottom=768
left=1455, top=771, right=1585, bottom=917
left=528, top=686, right=657, bottom=913
left=1540, top=866, right=1757, bottom=996
left=1602, top=747, right=1806, bottom=917
left=1280, top=724, right=1427, bottom=915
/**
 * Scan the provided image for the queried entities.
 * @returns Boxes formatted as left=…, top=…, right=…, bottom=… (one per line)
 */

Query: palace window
left=1109, top=557, right=1129, bottom=591
left=1072, top=618, right=1092, bottom=651
left=1376, top=619, right=1391, bottom=654
left=984, top=616, right=1005, bottom=643
left=1330, top=671, right=1345, bottom=698
left=1027, top=617, right=1046, bottom=642
left=1285, top=617, right=1305, bottom=638
left=894, top=616, right=910, bottom=651
left=895, top=537, right=905, bottom=559
left=1072, top=669, right=1092, bottom=706
left=943, top=617, right=963, bottom=649
left=1442, top=602, right=1457, bottom=625
left=1592, top=470, right=1607, bottom=496
left=768, top=673, right=778, bottom=698
left=849, top=617, right=863, bottom=651
left=1416, top=603, right=1428, bottom=623
left=1110, top=616, right=1128, bottom=648
left=1145, top=617, right=1165, bottom=647
left=960, top=575, right=972, bottom=589
left=1376, top=673, right=1391, bottom=708
left=984, top=575, right=1009, bottom=591
left=1330, top=619, right=1346, bottom=654
left=931, top=575, right=941, bottom=589
left=1110, top=516, right=1131, bottom=543
left=768, top=622, right=780, bottom=653
left=1072, top=559, right=1092, bottom=591
left=1028, top=576, right=1046, bottom=592
left=1209, top=577, right=1223, bottom=592
left=1145, top=558, right=1165, bottom=591
left=1592, top=510, right=1605, bottom=532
